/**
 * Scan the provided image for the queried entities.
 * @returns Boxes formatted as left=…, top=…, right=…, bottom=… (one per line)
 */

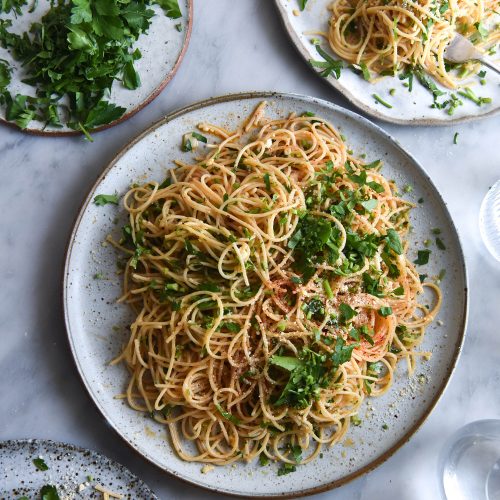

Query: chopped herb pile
left=0, top=0, right=182, bottom=135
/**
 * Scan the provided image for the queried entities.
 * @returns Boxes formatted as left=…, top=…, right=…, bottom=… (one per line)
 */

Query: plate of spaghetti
left=275, top=0, right=499, bottom=125
left=0, top=439, right=158, bottom=499
left=64, top=92, right=467, bottom=497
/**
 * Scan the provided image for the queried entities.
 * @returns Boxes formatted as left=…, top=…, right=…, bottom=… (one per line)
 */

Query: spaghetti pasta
left=109, top=103, right=441, bottom=468
left=327, top=0, right=499, bottom=88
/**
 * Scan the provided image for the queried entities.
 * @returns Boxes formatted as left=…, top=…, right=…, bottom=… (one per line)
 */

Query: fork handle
left=480, top=56, right=500, bottom=76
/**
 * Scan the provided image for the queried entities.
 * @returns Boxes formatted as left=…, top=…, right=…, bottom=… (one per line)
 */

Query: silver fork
left=444, top=33, right=500, bottom=75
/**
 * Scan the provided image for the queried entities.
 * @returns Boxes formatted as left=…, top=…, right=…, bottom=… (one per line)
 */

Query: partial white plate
left=0, top=0, right=192, bottom=135
left=0, top=439, right=158, bottom=499
left=63, top=92, right=468, bottom=497
left=274, top=0, right=500, bottom=125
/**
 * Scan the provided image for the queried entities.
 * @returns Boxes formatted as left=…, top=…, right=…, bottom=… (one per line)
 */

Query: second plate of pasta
left=64, top=92, right=467, bottom=497
left=275, top=0, right=499, bottom=125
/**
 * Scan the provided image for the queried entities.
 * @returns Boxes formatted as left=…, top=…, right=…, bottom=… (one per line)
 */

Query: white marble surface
left=0, top=1, right=499, bottom=499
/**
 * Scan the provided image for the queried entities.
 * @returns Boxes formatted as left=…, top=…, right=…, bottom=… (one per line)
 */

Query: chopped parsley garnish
left=339, top=303, right=357, bottom=324
left=385, top=229, right=403, bottom=255
left=414, top=249, right=431, bottom=265
left=457, top=87, right=491, bottom=106
left=277, top=463, right=296, bottom=476
left=359, top=62, right=371, bottom=81
left=331, top=337, right=358, bottom=367
left=309, top=43, right=343, bottom=79
left=289, top=444, right=302, bottom=463
left=94, top=193, right=119, bottom=206
left=378, top=306, right=392, bottom=317
left=259, top=453, right=270, bottom=466
left=363, top=272, right=384, bottom=297
left=264, top=173, right=271, bottom=191
left=351, top=414, right=362, bottom=426
left=323, top=279, right=334, bottom=300
left=33, top=457, right=48, bottom=471
left=436, top=237, right=446, bottom=250
left=40, top=485, right=60, bottom=500
left=270, top=348, right=335, bottom=408
left=298, top=0, right=308, bottom=10
left=288, top=214, right=341, bottom=281
left=453, top=132, right=459, bottom=145
left=372, top=94, right=393, bottom=108
left=215, top=403, right=240, bottom=425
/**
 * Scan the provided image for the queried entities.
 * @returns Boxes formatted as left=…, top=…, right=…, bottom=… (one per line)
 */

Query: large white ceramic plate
left=274, top=0, right=500, bottom=125
left=0, top=0, right=192, bottom=135
left=64, top=92, right=468, bottom=497
left=0, top=439, right=158, bottom=499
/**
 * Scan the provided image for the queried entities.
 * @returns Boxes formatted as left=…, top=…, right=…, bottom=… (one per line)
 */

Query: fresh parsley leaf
left=269, top=355, right=303, bottom=372
left=277, top=463, right=296, bottom=476
left=94, top=193, right=119, bottom=206
left=298, top=0, right=308, bottom=10
left=363, top=159, right=381, bottom=169
left=0, top=60, right=11, bottom=90
left=219, top=322, right=240, bottom=333
left=198, top=283, right=220, bottom=292
left=309, top=43, right=343, bottom=79
left=362, top=272, right=384, bottom=297
left=156, top=0, right=182, bottom=19
left=33, top=457, right=48, bottom=471
left=414, top=250, right=431, bottom=265
left=122, top=61, right=141, bottom=90
left=359, top=62, right=371, bottom=81
left=40, top=485, right=60, bottom=500
left=289, top=444, right=302, bottom=463
left=264, top=173, right=271, bottom=191
left=360, top=199, right=377, bottom=212
left=191, top=131, right=207, bottom=143
left=331, top=336, right=358, bottom=368
left=385, top=229, right=403, bottom=255
left=378, top=306, right=392, bottom=317
left=436, top=237, right=446, bottom=250
left=259, top=453, right=270, bottom=466
left=83, top=101, right=126, bottom=130
left=215, top=403, right=240, bottom=425
left=339, top=303, right=357, bottom=324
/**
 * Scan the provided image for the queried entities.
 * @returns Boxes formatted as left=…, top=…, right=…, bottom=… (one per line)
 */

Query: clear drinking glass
left=479, top=180, right=500, bottom=262
left=440, top=420, right=500, bottom=500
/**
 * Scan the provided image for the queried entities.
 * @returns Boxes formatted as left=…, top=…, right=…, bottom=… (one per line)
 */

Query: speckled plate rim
left=0, top=0, right=193, bottom=137
left=273, top=0, right=500, bottom=127
left=0, top=438, right=159, bottom=498
left=63, top=91, right=469, bottom=498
